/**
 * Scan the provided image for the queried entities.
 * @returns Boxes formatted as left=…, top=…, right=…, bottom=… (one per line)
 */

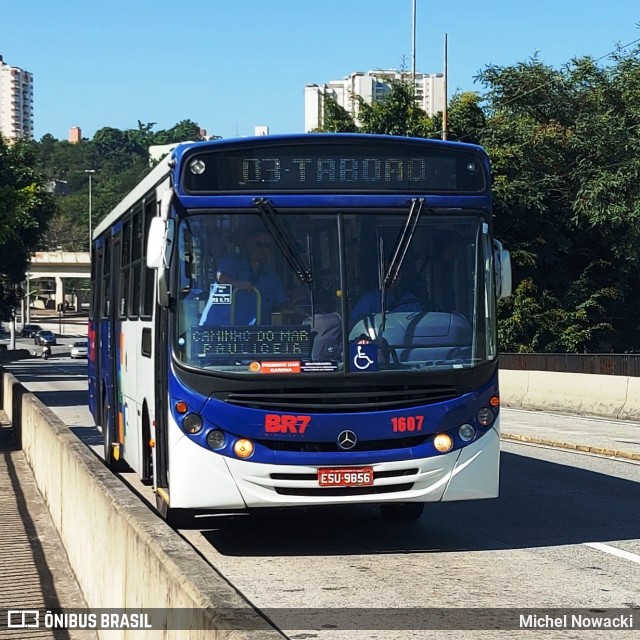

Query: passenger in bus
left=199, top=224, right=288, bottom=326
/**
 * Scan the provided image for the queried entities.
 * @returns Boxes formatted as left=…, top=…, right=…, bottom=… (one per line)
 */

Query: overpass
left=24, top=251, right=90, bottom=323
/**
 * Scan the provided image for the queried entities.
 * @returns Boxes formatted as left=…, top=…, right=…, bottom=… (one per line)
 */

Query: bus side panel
left=137, top=318, right=156, bottom=475
left=88, top=326, right=99, bottom=424
left=98, top=316, right=113, bottom=426
left=118, top=319, right=141, bottom=472
left=120, top=317, right=156, bottom=478
left=87, top=246, right=103, bottom=425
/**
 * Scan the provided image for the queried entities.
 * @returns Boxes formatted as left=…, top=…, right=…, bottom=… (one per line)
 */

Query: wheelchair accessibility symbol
left=350, top=343, right=378, bottom=371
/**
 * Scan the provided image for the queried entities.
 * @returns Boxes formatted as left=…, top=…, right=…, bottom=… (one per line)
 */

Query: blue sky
left=3, top=0, right=640, bottom=141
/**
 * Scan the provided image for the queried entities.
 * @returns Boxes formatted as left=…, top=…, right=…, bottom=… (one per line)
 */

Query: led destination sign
left=182, top=141, right=486, bottom=193
left=191, top=326, right=311, bottom=360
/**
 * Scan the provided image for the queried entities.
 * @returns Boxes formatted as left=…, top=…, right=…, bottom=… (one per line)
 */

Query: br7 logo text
left=265, top=414, right=312, bottom=434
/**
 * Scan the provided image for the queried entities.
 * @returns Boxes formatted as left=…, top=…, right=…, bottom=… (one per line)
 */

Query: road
left=4, top=349, right=640, bottom=639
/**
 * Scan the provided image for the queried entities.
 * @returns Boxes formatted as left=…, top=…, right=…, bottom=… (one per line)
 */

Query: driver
left=199, top=223, right=288, bottom=326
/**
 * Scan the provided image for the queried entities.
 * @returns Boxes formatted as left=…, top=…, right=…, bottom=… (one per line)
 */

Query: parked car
left=70, top=341, right=88, bottom=359
left=22, top=323, right=43, bottom=338
left=34, top=330, right=57, bottom=346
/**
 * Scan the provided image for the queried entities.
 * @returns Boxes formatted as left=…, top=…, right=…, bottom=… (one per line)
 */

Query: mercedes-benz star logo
left=337, top=430, right=357, bottom=450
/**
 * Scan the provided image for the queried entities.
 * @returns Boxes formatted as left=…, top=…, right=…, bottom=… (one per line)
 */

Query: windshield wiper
left=378, top=235, right=387, bottom=334
left=377, top=198, right=425, bottom=337
left=253, top=198, right=312, bottom=285
left=383, top=197, right=425, bottom=288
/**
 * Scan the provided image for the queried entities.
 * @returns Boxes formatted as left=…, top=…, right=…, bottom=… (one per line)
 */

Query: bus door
left=103, top=232, right=126, bottom=469
left=88, top=244, right=104, bottom=422
left=153, top=270, right=170, bottom=496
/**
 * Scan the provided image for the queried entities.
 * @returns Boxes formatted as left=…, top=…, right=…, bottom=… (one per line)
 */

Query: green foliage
left=153, top=119, right=206, bottom=145
left=357, top=78, right=431, bottom=137
left=34, top=120, right=213, bottom=254
left=441, top=92, right=487, bottom=144
left=0, top=137, right=56, bottom=319
left=498, top=278, right=615, bottom=353
left=475, top=45, right=640, bottom=352
left=312, top=96, right=357, bottom=133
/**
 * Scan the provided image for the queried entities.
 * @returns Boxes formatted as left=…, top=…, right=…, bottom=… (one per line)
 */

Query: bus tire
left=141, top=406, right=153, bottom=484
left=102, top=399, right=127, bottom=472
left=155, top=494, right=193, bottom=528
left=379, top=502, right=425, bottom=521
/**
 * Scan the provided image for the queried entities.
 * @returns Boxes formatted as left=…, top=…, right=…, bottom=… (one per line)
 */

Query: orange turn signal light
left=175, top=401, right=188, bottom=414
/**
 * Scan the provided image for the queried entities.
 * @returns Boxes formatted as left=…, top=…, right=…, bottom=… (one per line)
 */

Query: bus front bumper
left=167, top=422, right=500, bottom=510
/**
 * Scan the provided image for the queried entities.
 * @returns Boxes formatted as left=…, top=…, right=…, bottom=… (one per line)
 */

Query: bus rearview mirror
left=497, top=249, right=512, bottom=298
left=147, top=217, right=175, bottom=269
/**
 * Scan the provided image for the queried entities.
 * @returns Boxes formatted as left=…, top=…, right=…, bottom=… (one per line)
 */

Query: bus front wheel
left=379, top=502, right=425, bottom=521
left=155, top=494, right=194, bottom=528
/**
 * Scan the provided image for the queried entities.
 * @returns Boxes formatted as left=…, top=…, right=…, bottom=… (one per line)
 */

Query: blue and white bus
left=88, top=134, right=511, bottom=524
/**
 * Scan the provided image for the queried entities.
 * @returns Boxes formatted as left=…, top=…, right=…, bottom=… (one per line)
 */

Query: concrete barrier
left=618, top=376, right=640, bottom=421
left=1, top=371, right=282, bottom=640
left=0, top=348, right=32, bottom=364
left=500, top=369, right=640, bottom=420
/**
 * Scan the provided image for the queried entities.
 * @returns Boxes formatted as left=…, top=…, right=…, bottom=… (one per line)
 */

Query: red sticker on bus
left=391, top=415, right=424, bottom=432
left=256, top=361, right=301, bottom=374
left=265, top=414, right=311, bottom=434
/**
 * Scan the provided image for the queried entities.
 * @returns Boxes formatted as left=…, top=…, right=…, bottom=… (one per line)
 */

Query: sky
left=3, top=0, right=640, bottom=141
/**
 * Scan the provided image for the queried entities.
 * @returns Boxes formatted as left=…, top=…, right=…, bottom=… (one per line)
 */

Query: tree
left=356, top=78, right=431, bottom=137
left=476, top=47, right=640, bottom=351
left=152, top=119, right=205, bottom=145
left=0, top=137, right=56, bottom=319
left=312, top=95, right=357, bottom=133
left=93, top=127, right=146, bottom=163
left=33, top=119, right=215, bottom=253
left=437, top=92, right=487, bottom=144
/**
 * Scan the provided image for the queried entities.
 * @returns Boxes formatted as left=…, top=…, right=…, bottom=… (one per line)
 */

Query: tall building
left=305, top=70, right=445, bottom=132
left=0, top=55, right=34, bottom=141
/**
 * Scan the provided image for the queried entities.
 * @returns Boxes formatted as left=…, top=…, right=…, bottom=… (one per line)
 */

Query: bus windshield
left=174, top=210, right=497, bottom=375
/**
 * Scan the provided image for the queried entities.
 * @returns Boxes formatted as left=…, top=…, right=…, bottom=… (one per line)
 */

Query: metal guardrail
left=500, top=353, right=640, bottom=377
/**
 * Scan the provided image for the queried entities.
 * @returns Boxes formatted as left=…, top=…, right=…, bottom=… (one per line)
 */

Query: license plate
left=318, top=467, right=374, bottom=487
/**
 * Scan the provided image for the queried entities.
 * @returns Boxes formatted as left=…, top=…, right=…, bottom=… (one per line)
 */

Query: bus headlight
left=234, top=439, right=254, bottom=459
left=206, top=430, right=226, bottom=450
left=433, top=433, right=453, bottom=453
left=458, top=424, right=476, bottom=442
left=476, top=407, right=495, bottom=427
left=182, top=413, right=203, bottom=434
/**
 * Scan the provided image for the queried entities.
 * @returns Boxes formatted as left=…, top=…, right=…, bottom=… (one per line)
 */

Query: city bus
left=88, top=133, right=511, bottom=524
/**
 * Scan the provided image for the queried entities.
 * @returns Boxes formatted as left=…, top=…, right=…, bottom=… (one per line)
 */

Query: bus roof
left=93, top=134, right=491, bottom=239
left=175, top=134, right=490, bottom=197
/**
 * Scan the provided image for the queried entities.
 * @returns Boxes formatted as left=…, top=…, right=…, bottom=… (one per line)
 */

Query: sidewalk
left=0, top=414, right=97, bottom=639
left=502, top=407, right=640, bottom=461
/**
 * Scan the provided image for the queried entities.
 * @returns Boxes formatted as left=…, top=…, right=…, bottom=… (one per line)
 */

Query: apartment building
left=305, top=69, right=445, bottom=132
left=0, top=55, right=34, bottom=141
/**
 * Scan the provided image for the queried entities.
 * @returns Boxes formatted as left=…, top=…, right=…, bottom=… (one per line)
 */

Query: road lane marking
left=584, top=542, right=640, bottom=565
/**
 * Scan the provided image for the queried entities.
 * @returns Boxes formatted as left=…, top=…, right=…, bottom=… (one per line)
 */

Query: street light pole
left=411, top=0, right=416, bottom=87
left=85, top=169, right=96, bottom=258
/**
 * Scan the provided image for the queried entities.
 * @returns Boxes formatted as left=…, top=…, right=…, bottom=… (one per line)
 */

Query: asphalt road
left=5, top=355, right=640, bottom=639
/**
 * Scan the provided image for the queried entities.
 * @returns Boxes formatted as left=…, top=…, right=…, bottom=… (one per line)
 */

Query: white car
left=70, top=341, right=88, bottom=359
